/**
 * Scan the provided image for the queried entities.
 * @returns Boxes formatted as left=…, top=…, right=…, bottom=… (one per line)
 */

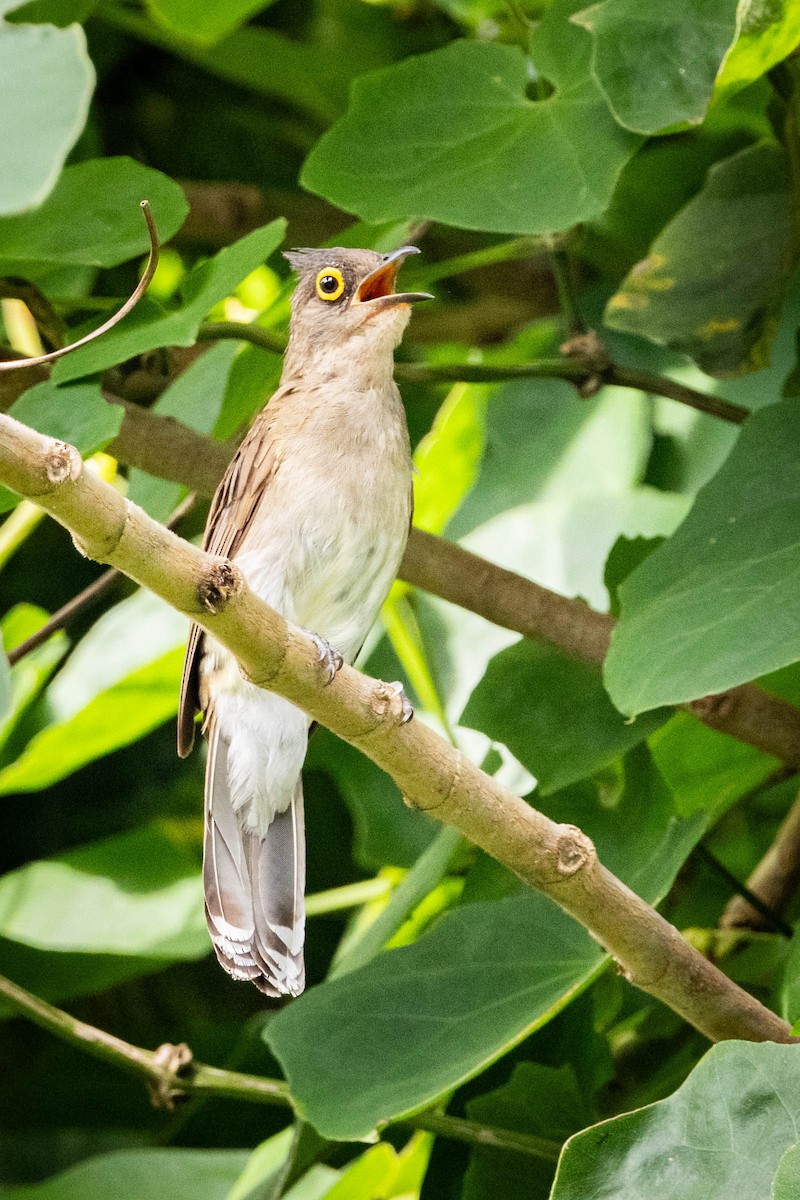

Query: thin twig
left=695, top=844, right=793, bottom=938
left=0, top=970, right=561, bottom=1160
left=721, top=785, right=800, bottom=931
left=0, top=202, right=159, bottom=372
left=7, top=492, right=197, bottom=666
left=0, top=411, right=791, bottom=1045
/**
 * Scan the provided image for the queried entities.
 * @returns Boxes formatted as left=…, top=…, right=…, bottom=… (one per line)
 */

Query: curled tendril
left=0, top=201, right=159, bottom=372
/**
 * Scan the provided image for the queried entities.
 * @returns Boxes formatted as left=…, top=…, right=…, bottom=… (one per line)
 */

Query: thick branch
left=0, top=971, right=560, bottom=1160
left=65, top=403, right=800, bottom=768
left=0, top=412, right=791, bottom=1045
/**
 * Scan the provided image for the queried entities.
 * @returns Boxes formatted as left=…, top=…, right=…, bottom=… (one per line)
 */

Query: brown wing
left=177, top=408, right=280, bottom=757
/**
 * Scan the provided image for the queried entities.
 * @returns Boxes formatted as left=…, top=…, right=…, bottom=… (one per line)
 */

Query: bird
left=177, top=246, right=431, bottom=997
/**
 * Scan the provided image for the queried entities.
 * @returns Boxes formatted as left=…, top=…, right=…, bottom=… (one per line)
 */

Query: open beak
left=352, top=246, right=433, bottom=308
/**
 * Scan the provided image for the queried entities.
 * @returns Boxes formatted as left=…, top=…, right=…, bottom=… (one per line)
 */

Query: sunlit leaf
left=0, top=20, right=94, bottom=215
left=0, top=591, right=187, bottom=792
left=0, top=822, right=205, bottom=957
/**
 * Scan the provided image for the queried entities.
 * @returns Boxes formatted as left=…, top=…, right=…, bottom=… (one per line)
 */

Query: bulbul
left=178, top=246, right=431, bottom=997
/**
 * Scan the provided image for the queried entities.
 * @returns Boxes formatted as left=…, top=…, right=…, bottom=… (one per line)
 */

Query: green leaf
left=774, top=1142, right=800, bottom=1200
left=52, top=219, right=286, bottom=382
left=127, top=340, right=239, bottom=521
left=0, top=603, right=68, bottom=758
left=715, top=0, right=800, bottom=99
left=0, top=382, right=123, bottom=512
left=649, top=713, right=776, bottom=819
left=0, top=590, right=187, bottom=792
left=605, top=143, right=794, bottom=376
left=267, top=893, right=605, bottom=1141
left=0, top=1149, right=250, bottom=1200
left=9, top=381, right=122, bottom=450
left=462, top=639, right=667, bottom=794
left=464, top=1064, right=588, bottom=1200
left=302, top=4, right=640, bottom=235
left=0, top=823, right=205, bottom=957
left=0, top=157, right=188, bottom=271
left=550, top=1041, right=800, bottom=1199
left=605, top=399, right=800, bottom=715
left=5, top=0, right=99, bottom=24
left=145, top=0, right=277, bottom=48
left=573, top=0, right=739, bottom=134
left=0, top=20, right=94, bottom=215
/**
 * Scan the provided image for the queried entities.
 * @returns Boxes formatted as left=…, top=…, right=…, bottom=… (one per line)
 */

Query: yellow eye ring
left=315, top=267, right=345, bottom=302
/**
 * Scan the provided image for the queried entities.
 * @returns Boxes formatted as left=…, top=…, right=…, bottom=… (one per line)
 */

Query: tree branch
left=0, top=970, right=561, bottom=1160
left=721, top=784, right=800, bottom=931
left=0, top=412, right=792, bottom=1044
left=60, top=402, right=800, bottom=768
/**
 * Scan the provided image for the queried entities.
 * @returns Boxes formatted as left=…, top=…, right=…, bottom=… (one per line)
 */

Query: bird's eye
left=315, top=268, right=345, bottom=302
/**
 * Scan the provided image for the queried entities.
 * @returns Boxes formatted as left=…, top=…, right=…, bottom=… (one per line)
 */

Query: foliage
left=0, top=0, right=800, bottom=1197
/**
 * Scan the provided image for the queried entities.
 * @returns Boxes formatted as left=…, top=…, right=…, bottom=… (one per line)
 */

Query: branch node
left=555, top=825, right=595, bottom=876
left=689, top=689, right=736, bottom=721
left=613, top=957, right=635, bottom=984
left=44, top=440, right=81, bottom=488
left=370, top=680, right=414, bottom=726
left=197, top=558, right=243, bottom=614
left=560, top=330, right=610, bottom=398
left=148, top=1041, right=194, bottom=1111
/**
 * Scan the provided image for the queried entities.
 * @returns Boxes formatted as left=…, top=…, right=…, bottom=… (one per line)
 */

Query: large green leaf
left=605, top=399, right=800, bottom=715
left=268, top=893, right=605, bottom=1140
left=302, top=1, right=640, bottom=235
left=52, top=220, right=286, bottom=382
left=0, top=823, right=205, bottom=957
left=0, top=157, right=188, bottom=271
left=1, top=1149, right=250, bottom=1200
left=0, top=590, right=187, bottom=792
left=0, top=19, right=94, bottom=215
left=550, top=1041, right=800, bottom=1199
left=605, top=143, right=794, bottom=376
left=462, top=639, right=667, bottom=794
left=573, top=0, right=739, bottom=134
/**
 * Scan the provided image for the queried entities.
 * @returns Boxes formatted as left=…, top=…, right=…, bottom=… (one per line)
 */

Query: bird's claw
left=308, top=632, right=344, bottom=685
left=372, top=680, right=414, bottom=725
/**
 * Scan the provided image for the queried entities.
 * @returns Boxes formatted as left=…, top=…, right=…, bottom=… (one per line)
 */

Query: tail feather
left=247, top=785, right=305, bottom=997
left=203, top=723, right=306, bottom=995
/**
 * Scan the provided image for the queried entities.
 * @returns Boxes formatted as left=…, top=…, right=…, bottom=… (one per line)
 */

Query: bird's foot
left=307, top=632, right=344, bottom=685
left=372, top=680, right=414, bottom=725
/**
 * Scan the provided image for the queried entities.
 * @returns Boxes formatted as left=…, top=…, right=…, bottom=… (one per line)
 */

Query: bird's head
left=282, top=246, right=432, bottom=375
